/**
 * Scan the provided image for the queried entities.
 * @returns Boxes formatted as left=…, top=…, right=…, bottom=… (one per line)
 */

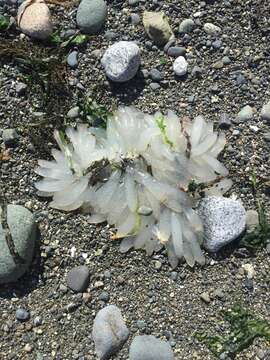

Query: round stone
left=16, top=308, right=30, bottom=321
left=0, top=205, right=37, bottom=285
left=129, top=335, right=174, bottom=360
left=101, top=41, right=141, bottom=82
left=179, top=18, right=195, bottom=33
left=66, top=265, right=90, bottom=292
left=17, top=0, right=53, bottom=40
left=173, top=56, right=188, bottom=76
left=76, top=0, right=107, bottom=34
left=236, top=105, right=254, bottom=122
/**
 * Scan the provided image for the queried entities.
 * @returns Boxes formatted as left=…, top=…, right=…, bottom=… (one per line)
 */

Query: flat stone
left=101, top=41, right=141, bottom=82
left=17, top=0, right=52, bottom=40
left=92, top=305, right=129, bottom=360
left=129, top=335, right=174, bottom=360
left=197, top=196, right=246, bottom=252
left=143, top=11, right=174, bottom=46
left=167, top=46, right=186, bottom=57
left=0, top=205, right=37, bottom=284
left=66, top=265, right=90, bottom=292
left=246, top=210, right=259, bottom=232
left=173, top=56, right=188, bottom=76
left=76, top=0, right=107, bottom=34
left=149, top=68, right=163, bottom=82
left=261, top=101, right=270, bottom=122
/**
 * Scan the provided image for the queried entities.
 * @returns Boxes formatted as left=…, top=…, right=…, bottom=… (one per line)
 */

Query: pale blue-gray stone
left=0, top=205, right=37, bottom=284
left=129, top=335, right=174, bottom=360
left=92, top=305, right=129, bottom=360
left=76, top=0, right=107, bottom=34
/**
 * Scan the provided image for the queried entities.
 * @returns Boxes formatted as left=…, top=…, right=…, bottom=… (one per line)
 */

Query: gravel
left=1, top=0, right=270, bottom=359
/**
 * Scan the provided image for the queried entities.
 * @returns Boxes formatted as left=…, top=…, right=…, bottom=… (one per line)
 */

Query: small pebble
left=179, top=18, right=195, bottom=33
left=167, top=46, right=186, bottom=57
left=67, top=51, right=78, bottom=68
left=16, top=308, right=30, bottom=321
left=200, top=292, right=211, bottom=303
left=173, top=56, right=188, bottom=76
left=66, top=265, right=90, bottom=293
left=149, top=68, right=163, bottom=82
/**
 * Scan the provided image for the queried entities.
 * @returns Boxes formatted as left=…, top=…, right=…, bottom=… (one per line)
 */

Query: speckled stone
left=197, top=196, right=246, bottom=252
left=101, top=41, right=141, bottom=82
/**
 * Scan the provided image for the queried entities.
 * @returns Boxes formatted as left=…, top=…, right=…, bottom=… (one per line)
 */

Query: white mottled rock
left=143, top=11, right=174, bottom=46
left=101, top=41, right=141, bottom=82
left=173, top=56, right=188, bottom=76
left=197, top=196, right=246, bottom=252
left=17, top=0, right=52, bottom=40
left=92, top=305, right=129, bottom=360
left=203, top=22, right=221, bottom=36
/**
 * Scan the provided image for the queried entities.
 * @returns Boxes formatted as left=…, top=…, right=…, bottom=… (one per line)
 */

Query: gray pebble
left=0, top=205, right=37, bottom=284
left=99, top=291, right=110, bottom=302
left=137, top=206, right=153, bottom=216
left=130, top=13, right=140, bottom=25
left=261, top=101, right=270, bottom=122
left=92, top=305, right=129, bottom=360
left=76, top=0, right=107, bottom=34
left=104, top=30, right=117, bottom=41
left=33, top=316, right=42, bottom=326
left=67, top=106, right=80, bottom=119
left=66, top=265, right=90, bottom=292
left=136, top=320, right=146, bottom=329
left=149, top=68, right=163, bottom=82
left=150, top=82, right=160, bottom=91
left=101, top=41, right=141, bottom=82
left=129, top=335, right=174, bottom=360
left=236, top=105, right=254, bottom=122
left=16, top=308, right=30, bottom=321
left=179, top=18, right=195, bottom=33
left=67, top=51, right=78, bottom=68
left=222, top=56, right=231, bottom=65
left=203, top=22, right=221, bottom=36
left=2, top=128, right=19, bottom=145
left=218, top=113, right=231, bottom=129
left=197, top=196, right=246, bottom=252
left=191, top=65, right=202, bottom=77
left=15, top=82, right=27, bottom=96
left=200, top=292, right=211, bottom=303
left=167, top=46, right=186, bottom=57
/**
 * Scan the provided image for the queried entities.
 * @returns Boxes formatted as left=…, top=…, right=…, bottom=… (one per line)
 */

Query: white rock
left=17, top=0, right=53, bottom=40
left=101, top=41, right=141, bottom=82
left=173, top=56, right=188, bottom=76
left=203, top=22, right=221, bottom=36
left=197, top=196, right=246, bottom=252
left=92, top=305, right=129, bottom=360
